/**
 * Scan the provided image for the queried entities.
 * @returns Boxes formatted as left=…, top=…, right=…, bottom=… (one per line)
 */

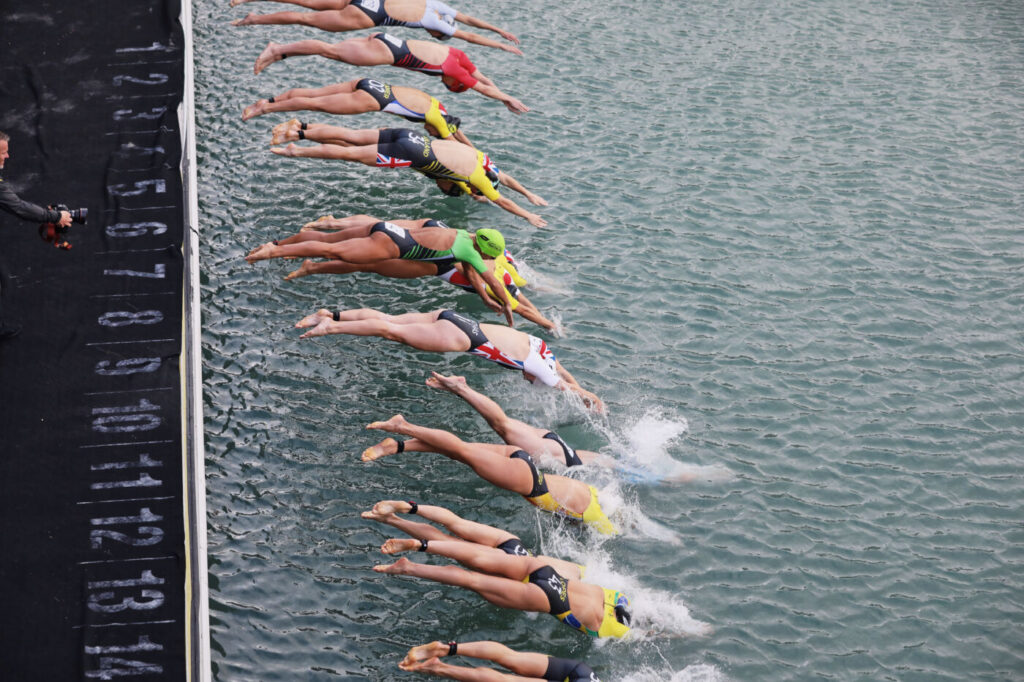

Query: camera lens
left=71, top=208, right=88, bottom=224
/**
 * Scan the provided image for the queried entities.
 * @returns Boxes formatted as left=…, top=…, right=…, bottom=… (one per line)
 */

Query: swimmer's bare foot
left=373, top=556, right=413, bottom=574
left=301, top=215, right=336, bottom=231
left=399, top=657, right=445, bottom=674
left=230, top=12, right=258, bottom=26
left=245, top=242, right=276, bottom=263
left=284, top=259, right=317, bottom=281
left=229, top=0, right=253, bottom=7
left=254, top=41, right=282, bottom=75
left=366, top=414, right=408, bottom=435
left=270, top=143, right=300, bottom=157
left=401, top=642, right=449, bottom=668
left=298, top=318, right=336, bottom=339
left=375, top=500, right=410, bottom=516
left=271, top=119, right=302, bottom=144
left=381, top=538, right=419, bottom=555
left=360, top=500, right=408, bottom=522
left=425, top=372, right=467, bottom=393
left=295, top=308, right=333, bottom=329
left=242, top=99, right=268, bottom=121
left=361, top=437, right=402, bottom=462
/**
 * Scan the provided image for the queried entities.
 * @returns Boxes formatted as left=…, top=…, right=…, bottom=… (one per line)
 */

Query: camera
left=39, top=203, right=88, bottom=250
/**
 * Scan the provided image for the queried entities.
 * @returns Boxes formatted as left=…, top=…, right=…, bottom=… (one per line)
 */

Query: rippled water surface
left=193, top=0, right=1024, bottom=679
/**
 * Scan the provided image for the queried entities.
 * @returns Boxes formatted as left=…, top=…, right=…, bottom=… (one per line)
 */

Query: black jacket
left=0, top=173, right=60, bottom=224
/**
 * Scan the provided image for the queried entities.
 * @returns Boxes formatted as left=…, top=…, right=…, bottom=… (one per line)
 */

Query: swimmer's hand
left=526, top=213, right=548, bottom=228
left=499, top=30, right=520, bottom=45
left=503, top=96, right=529, bottom=115
left=501, top=44, right=524, bottom=56
left=526, top=192, right=548, bottom=207
left=502, top=303, right=514, bottom=327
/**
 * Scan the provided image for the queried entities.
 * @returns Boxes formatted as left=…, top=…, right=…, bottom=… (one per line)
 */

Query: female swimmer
left=249, top=215, right=554, bottom=330
left=232, top=0, right=521, bottom=54
left=253, top=32, right=527, bottom=113
left=295, top=308, right=600, bottom=409
left=269, top=123, right=546, bottom=227
left=374, top=535, right=631, bottom=638
left=362, top=415, right=615, bottom=533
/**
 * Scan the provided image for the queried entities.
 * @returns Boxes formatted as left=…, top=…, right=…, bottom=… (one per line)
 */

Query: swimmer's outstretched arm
left=509, top=292, right=554, bottom=331
left=466, top=267, right=515, bottom=326
left=496, top=171, right=546, bottom=207
left=453, top=13, right=519, bottom=45
left=492, top=195, right=547, bottom=229
left=469, top=79, right=528, bottom=115
left=450, top=30, right=524, bottom=55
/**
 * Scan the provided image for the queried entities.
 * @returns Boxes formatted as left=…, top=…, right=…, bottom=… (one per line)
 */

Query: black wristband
left=332, top=311, right=341, bottom=322
left=447, top=641, right=457, bottom=657
left=407, top=500, right=417, bottom=515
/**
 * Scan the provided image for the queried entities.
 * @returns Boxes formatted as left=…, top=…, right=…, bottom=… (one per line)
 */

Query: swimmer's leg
left=384, top=538, right=532, bottom=581
left=426, top=372, right=550, bottom=448
left=255, top=37, right=390, bottom=74
left=366, top=417, right=534, bottom=496
left=402, top=641, right=550, bottom=678
left=361, top=503, right=456, bottom=543
left=373, top=558, right=546, bottom=613
left=298, top=312, right=466, bottom=350
left=233, top=8, right=372, bottom=33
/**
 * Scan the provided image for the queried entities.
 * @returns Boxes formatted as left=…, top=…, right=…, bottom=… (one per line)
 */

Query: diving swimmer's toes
left=373, top=557, right=412, bottom=574
left=402, top=642, right=449, bottom=667
left=381, top=538, right=419, bottom=555
left=245, top=243, right=275, bottom=263
left=361, top=437, right=401, bottom=462
left=254, top=42, right=281, bottom=75
left=366, top=414, right=408, bottom=434
left=295, top=309, right=332, bottom=328
left=284, top=260, right=316, bottom=281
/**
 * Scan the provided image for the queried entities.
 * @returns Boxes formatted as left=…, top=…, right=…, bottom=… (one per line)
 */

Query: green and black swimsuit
left=368, top=221, right=487, bottom=273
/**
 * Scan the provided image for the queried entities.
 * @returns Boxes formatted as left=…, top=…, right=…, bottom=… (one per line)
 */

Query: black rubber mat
left=0, top=2, right=191, bottom=679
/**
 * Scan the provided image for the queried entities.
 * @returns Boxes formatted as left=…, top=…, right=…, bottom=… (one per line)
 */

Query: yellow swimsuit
left=423, top=97, right=459, bottom=139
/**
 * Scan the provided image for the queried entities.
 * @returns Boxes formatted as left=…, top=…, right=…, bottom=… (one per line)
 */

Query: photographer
left=0, top=130, right=72, bottom=339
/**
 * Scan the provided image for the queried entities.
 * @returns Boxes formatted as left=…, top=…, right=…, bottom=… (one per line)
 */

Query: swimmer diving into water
left=232, top=0, right=522, bottom=55
left=253, top=33, right=528, bottom=113
left=373, top=534, right=631, bottom=637
left=243, top=77, right=473, bottom=146
left=247, top=215, right=555, bottom=330
left=248, top=221, right=517, bottom=324
left=295, top=308, right=602, bottom=410
left=363, top=414, right=615, bottom=532
left=269, top=124, right=547, bottom=227
left=399, top=640, right=601, bottom=681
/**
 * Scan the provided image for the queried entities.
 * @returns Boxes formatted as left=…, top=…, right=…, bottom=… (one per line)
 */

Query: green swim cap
left=475, top=228, right=505, bottom=257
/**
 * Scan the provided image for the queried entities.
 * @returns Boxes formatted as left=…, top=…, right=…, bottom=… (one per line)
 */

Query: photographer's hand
left=58, top=210, right=72, bottom=227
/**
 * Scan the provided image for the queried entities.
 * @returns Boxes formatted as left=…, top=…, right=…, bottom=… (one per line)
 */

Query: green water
left=194, top=0, right=1024, bottom=679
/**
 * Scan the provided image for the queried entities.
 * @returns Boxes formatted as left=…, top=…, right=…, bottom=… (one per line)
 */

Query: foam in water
left=619, top=664, right=725, bottom=682
left=603, top=410, right=732, bottom=484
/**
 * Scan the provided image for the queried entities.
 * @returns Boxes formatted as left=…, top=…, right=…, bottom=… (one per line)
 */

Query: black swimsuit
left=495, top=537, right=532, bottom=556
left=544, top=657, right=600, bottom=682
left=543, top=431, right=583, bottom=467
left=375, top=129, right=464, bottom=183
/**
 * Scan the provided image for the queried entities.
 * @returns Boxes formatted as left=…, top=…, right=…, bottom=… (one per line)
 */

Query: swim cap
left=475, top=228, right=505, bottom=257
